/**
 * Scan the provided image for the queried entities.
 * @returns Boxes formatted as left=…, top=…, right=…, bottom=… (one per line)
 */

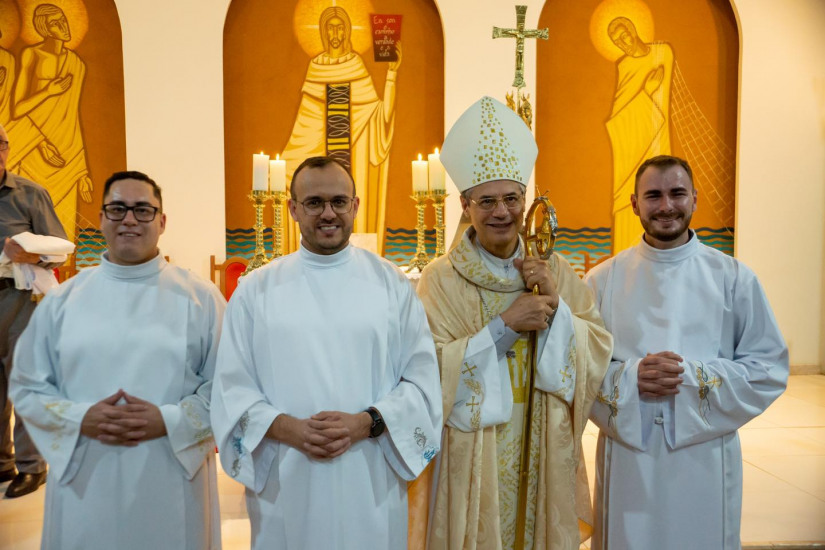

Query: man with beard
left=211, top=157, right=441, bottom=549
left=584, top=155, right=788, bottom=549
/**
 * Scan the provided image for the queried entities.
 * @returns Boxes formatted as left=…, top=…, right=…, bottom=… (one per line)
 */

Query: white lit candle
left=428, top=147, right=446, bottom=192
left=412, top=154, right=429, bottom=193
left=252, top=152, right=270, bottom=191
left=269, top=154, right=286, bottom=192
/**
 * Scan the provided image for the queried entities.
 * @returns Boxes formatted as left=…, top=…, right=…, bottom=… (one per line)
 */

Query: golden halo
left=293, top=0, right=376, bottom=57
left=18, top=0, right=89, bottom=50
left=0, top=0, right=21, bottom=49
left=590, top=0, right=654, bottom=62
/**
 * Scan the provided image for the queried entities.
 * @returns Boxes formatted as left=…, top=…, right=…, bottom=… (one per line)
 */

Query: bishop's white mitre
left=439, top=96, right=537, bottom=193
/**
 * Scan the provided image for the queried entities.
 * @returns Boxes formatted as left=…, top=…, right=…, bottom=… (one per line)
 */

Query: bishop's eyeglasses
left=468, top=193, right=524, bottom=211
left=296, top=196, right=355, bottom=215
left=102, top=203, right=160, bottom=222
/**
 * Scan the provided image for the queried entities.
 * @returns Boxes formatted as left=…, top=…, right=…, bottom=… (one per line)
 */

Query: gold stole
left=413, top=228, right=613, bottom=550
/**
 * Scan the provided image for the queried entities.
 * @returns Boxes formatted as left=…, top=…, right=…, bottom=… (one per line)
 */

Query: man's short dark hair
left=103, top=171, right=163, bottom=210
left=290, top=157, right=355, bottom=200
left=635, top=155, right=693, bottom=194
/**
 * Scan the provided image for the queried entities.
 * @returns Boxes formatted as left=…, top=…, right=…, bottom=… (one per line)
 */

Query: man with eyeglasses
left=211, top=156, right=442, bottom=549
left=417, top=97, right=611, bottom=549
left=0, top=123, right=66, bottom=499
left=10, top=171, right=225, bottom=548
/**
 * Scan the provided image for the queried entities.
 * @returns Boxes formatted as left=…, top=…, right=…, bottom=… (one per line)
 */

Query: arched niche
left=223, top=0, right=444, bottom=262
left=1, top=0, right=126, bottom=264
left=535, top=0, right=738, bottom=273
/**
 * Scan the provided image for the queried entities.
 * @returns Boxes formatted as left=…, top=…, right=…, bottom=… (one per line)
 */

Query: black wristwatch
left=366, top=407, right=385, bottom=438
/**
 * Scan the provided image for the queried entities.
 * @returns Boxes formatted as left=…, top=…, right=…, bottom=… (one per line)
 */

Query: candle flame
left=418, top=154, right=422, bottom=161
left=260, top=151, right=264, bottom=155
left=435, top=147, right=439, bottom=155
left=276, top=154, right=280, bottom=160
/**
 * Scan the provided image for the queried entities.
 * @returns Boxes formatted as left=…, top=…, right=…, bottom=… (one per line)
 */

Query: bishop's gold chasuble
left=414, top=231, right=612, bottom=549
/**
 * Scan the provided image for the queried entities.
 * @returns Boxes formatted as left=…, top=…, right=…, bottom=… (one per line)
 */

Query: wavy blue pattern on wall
left=75, top=228, right=105, bottom=268
left=222, top=225, right=734, bottom=273
left=225, top=228, right=279, bottom=259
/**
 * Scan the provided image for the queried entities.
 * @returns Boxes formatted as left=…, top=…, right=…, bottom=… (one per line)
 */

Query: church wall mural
left=535, top=0, right=738, bottom=275
left=223, top=0, right=444, bottom=264
left=0, top=0, right=126, bottom=267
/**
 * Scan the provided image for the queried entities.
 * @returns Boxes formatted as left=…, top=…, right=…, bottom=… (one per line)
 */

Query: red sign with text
left=371, top=14, right=402, bottom=62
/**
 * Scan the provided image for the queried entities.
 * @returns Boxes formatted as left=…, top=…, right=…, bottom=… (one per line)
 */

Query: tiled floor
left=578, top=374, right=825, bottom=548
left=1, top=375, right=823, bottom=549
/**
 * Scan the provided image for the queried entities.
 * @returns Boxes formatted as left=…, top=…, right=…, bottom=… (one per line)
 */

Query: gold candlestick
left=243, top=190, right=270, bottom=276
left=406, top=191, right=431, bottom=272
left=269, top=190, right=287, bottom=259
left=429, top=189, right=448, bottom=257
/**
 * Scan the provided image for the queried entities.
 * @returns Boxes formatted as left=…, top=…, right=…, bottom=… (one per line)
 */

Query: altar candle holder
left=243, top=190, right=270, bottom=276
left=406, top=191, right=431, bottom=272
left=429, top=189, right=448, bottom=257
left=269, top=191, right=287, bottom=259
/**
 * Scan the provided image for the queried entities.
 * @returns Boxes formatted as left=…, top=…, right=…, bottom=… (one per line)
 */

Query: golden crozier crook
left=514, top=195, right=557, bottom=549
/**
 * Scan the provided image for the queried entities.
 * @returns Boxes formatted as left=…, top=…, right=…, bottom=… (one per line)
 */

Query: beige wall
left=436, top=0, right=546, bottom=230
left=734, top=0, right=825, bottom=371
left=113, top=0, right=824, bottom=370
left=114, top=0, right=230, bottom=276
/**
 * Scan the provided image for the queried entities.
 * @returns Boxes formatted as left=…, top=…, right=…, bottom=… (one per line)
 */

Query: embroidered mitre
left=440, top=96, right=537, bottom=192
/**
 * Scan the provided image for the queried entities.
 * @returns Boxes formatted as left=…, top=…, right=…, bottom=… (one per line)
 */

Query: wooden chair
left=582, top=250, right=611, bottom=275
left=53, top=255, right=78, bottom=283
left=210, top=255, right=249, bottom=300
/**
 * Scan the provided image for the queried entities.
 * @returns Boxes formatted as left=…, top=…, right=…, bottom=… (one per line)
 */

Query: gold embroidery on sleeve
left=696, top=362, right=722, bottom=424
left=596, top=363, right=625, bottom=428
left=463, top=376, right=483, bottom=430
left=182, top=400, right=213, bottom=451
left=44, top=401, right=72, bottom=450
left=552, top=334, right=577, bottom=400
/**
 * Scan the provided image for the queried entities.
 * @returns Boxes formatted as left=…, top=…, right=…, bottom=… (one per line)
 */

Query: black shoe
left=0, top=468, right=15, bottom=483
left=5, top=471, right=46, bottom=498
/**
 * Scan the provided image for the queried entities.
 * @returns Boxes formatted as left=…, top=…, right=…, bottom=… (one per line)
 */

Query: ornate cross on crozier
left=492, top=5, right=549, bottom=89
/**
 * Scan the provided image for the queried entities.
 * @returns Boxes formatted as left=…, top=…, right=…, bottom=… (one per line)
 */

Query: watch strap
left=366, top=407, right=385, bottom=438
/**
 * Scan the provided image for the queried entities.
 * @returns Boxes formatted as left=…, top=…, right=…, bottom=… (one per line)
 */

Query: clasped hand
left=80, top=389, right=167, bottom=446
left=637, top=351, right=685, bottom=398
left=269, top=410, right=371, bottom=460
left=500, top=257, right=559, bottom=332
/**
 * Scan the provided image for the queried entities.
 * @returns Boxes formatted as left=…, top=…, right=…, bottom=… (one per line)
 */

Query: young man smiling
left=585, top=155, right=788, bottom=549
left=11, top=171, right=225, bottom=549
